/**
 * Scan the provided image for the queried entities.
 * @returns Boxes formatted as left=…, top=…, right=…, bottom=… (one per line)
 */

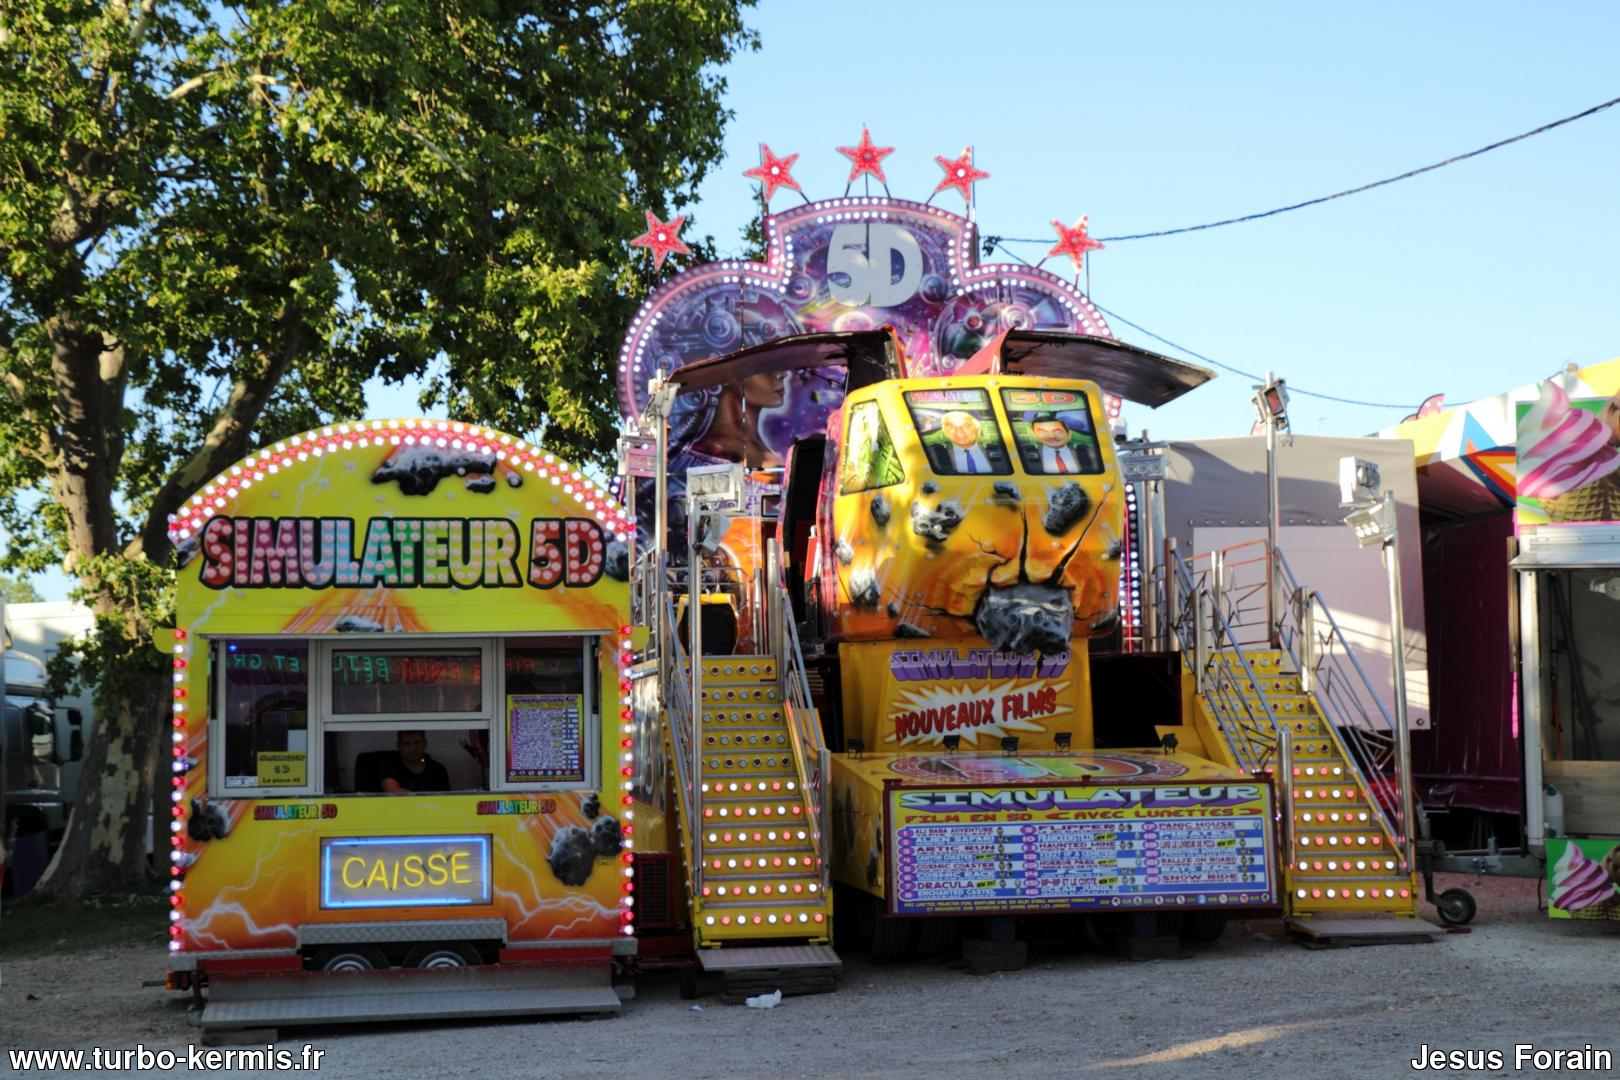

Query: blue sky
left=677, top=0, right=1619, bottom=440
left=16, top=2, right=1620, bottom=603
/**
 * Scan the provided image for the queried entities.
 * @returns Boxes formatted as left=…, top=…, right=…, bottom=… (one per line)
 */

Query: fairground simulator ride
left=161, top=139, right=1431, bottom=1032
left=619, top=137, right=1431, bottom=993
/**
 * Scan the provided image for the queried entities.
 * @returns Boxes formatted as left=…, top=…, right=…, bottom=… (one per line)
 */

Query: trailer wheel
left=311, top=945, right=387, bottom=973
left=1434, top=888, right=1477, bottom=927
left=404, top=943, right=481, bottom=969
left=1180, top=911, right=1229, bottom=944
left=911, top=916, right=960, bottom=959
left=855, top=892, right=912, bottom=963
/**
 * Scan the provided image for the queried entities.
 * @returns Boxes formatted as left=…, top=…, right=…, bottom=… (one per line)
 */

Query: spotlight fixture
left=1054, top=732, right=1072, bottom=752
left=846, top=738, right=865, bottom=759
left=1160, top=732, right=1179, bottom=756
left=1000, top=736, right=1019, bottom=756
left=942, top=734, right=961, bottom=753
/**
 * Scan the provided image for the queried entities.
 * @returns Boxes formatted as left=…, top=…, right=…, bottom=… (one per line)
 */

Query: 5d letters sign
left=320, top=835, right=493, bottom=909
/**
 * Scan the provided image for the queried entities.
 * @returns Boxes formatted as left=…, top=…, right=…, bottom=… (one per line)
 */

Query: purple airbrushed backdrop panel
left=616, top=197, right=1113, bottom=469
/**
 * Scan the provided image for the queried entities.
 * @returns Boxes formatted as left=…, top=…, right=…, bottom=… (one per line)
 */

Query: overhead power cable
left=981, top=237, right=1418, bottom=411
left=995, top=94, right=1620, bottom=244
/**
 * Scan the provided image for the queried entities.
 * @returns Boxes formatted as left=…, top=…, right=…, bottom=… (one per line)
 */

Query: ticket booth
left=164, top=420, right=645, bottom=1028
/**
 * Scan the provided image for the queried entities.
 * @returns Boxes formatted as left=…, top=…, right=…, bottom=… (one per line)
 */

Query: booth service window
left=211, top=637, right=597, bottom=798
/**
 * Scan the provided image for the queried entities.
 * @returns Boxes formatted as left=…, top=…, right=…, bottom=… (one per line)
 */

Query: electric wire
left=982, top=237, right=1419, bottom=411
left=993, top=94, right=1620, bottom=245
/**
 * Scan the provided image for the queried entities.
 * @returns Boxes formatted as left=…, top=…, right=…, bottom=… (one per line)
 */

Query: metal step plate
left=697, top=943, right=841, bottom=974
left=1285, top=916, right=1443, bottom=947
left=201, top=964, right=619, bottom=1031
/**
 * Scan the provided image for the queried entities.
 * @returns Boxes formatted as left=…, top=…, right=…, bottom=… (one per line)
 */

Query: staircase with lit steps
left=1197, top=649, right=1424, bottom=929
left=673, top=656, right=839, bottom=996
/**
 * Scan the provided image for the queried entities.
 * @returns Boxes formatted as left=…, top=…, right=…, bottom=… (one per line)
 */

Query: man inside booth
left=379, top=730, right=451, bottom=794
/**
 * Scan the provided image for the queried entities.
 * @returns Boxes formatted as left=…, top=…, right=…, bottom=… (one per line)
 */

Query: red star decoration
left=744, top=144, right=802, bottom=204
left=629, top=210, right=691, bottom=270
left=1047, top=215, right=1105, bottom=272
left=933, top=148, right=989, bottom=203
left=837, top=128, right=895, bottom=185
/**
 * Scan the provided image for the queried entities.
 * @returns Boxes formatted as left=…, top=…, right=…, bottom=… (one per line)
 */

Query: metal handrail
left=1167, top=547, right=1282, bottom=773
left=1272, top=551, right=1407, bottom=857
left=1172, top=539, right=1412, bottom=868
left=657, top=566, right=703, bottom=902
left=766, top=540, right=830, bottom=898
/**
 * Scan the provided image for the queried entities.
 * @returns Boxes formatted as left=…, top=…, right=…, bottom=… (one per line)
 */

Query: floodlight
left=1339, top=456, right=1382, bottom=508
left=942, top=734, right=961, bottom=753
left=1000, top=736, right=1019, bottom=756
left=1251, top=377, right=1289, bottom=428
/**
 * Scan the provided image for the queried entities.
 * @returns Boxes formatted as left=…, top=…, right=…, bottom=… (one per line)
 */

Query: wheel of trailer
left=855, top=891, right=913, bottom=963
left=404, top=943, right=480, bottom=969
left=1434, top=887, right=1477, bottom=927
left=311, top=945, right=388, bottom=973
left=1179, top=910, right=1229, bottom=944
left=911, top=916, right=960, bottom=959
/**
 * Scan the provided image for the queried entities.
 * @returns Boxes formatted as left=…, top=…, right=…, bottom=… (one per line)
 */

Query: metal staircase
left=636, top=543, right=839, bottom=994
left=1166, top=541, right=1430, bottom=937
left=692, top=654, right=831, bottom=940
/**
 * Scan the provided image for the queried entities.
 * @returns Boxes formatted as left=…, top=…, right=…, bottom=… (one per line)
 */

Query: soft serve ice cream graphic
left=1550, top=842, right=1619, bottom=917
left=1519, top=382, right=1620, bottom=522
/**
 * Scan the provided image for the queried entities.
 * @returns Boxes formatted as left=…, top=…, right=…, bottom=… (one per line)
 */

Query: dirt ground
left=3, top=874, right=1617, bottom=1079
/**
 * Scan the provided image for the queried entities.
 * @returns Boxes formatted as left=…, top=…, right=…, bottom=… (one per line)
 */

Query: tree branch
left=131, top=313, right=306, bottom=561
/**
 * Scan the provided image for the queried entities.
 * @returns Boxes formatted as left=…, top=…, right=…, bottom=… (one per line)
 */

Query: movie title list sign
left=888, top=783, right=1275, bottom=914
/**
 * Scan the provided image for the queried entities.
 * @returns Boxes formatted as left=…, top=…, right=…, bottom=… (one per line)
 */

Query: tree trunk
left=37, top=672, right=165, bottom=900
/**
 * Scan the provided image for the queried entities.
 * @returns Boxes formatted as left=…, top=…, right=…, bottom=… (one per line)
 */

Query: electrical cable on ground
left=993, top=94, right=1620, bottom=244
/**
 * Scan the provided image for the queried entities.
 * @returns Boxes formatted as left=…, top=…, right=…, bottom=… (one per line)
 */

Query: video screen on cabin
left=903, top=389, right=1012, bottom=477
left=1000, top=388, right=1103, bottom=476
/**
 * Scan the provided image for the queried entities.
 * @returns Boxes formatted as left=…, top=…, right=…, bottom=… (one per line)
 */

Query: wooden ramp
left=201, top=964, right=620, bottom=1032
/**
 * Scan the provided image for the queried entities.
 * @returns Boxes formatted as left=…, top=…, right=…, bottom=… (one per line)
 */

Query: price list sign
left=888, top=782, right=1275, bottom=915
left=505, top=693, right=586, bottom=785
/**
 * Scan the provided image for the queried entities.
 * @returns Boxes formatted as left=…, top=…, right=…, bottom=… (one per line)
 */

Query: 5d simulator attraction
left=163, top=136, right=1439, bottom=1025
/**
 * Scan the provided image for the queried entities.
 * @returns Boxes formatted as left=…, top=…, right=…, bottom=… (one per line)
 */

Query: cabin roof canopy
left=664, top=327, right=1214, bottom=407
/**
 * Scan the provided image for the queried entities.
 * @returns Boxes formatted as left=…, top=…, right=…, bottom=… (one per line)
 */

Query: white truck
left=2, top=598, right=90, bottom=894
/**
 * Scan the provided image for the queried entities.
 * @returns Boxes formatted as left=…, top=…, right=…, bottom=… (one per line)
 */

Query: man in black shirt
left=380, top=730, right=451, bottom=793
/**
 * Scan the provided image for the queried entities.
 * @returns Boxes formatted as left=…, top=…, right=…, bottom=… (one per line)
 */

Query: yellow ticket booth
left=164, top=419, right=644, bottom=1028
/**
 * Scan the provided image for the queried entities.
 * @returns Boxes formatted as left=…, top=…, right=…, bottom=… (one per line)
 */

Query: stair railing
left=1272, top=551, right=1411, bottom=869
left=766, top=540, right=831, bottom=901
left=1166, top=547, right=1283, bottom=773
left=655, top=553, right=703, bottom=907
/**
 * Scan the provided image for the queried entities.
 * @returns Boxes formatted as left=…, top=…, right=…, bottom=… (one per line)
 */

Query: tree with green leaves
left=0, top=573, right=44, bottom=603
left=0, top=0, right=754, bottom=898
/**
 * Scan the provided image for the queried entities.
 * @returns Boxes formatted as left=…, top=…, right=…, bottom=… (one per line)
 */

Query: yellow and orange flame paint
left=165, top=420, right=646, bottom=966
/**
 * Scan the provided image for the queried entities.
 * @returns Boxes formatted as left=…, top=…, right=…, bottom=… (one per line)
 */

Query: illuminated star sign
left=744, top=144, right=802, bottom=203
left=630, top=210, right=691, bottom=270
left=1048, top=215, right=1105, bottom=273
left=837, top=127, right=895, bottom=185
left=933, top=148, right=989, bottom=203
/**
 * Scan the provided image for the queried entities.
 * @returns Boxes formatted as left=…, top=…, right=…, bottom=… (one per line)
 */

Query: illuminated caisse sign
left=320, top=835, right=493, bottom=909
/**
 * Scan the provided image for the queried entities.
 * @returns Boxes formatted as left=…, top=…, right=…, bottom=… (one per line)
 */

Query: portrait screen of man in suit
left=904, top=388, right=1012, bottom=477
left=1001, top=388, right=1104, bottom=476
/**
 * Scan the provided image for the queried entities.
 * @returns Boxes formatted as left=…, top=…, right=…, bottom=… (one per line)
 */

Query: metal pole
left=688, top=495, right=703, bottom=817
left=1137, top=477, right=1156, bottom=653
left=652, top=379, right=668, bottom=560
left=1163, top=536, right=1180, bottom=653
left=1265, top=375, right=1282, bottom=648
left=1382, top=491, right=1416, bottom=871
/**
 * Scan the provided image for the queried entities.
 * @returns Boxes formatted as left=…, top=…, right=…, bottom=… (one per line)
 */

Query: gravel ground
left=4, top=873, right=1617, bottom=1079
